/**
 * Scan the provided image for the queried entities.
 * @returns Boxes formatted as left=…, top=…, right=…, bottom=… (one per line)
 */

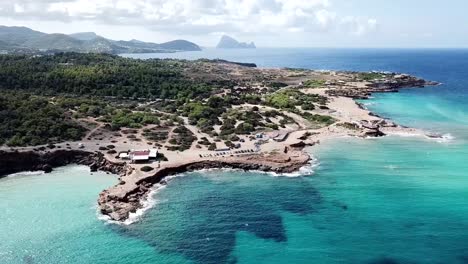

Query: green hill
left=0, top=26, right=202, bottom=54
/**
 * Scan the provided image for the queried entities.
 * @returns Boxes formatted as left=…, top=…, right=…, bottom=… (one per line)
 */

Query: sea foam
left=433, top=133, right=455, bottom=143
left=267, top=156, right=320, bottom=178
left=98, top=158, right=319, bottom=225
left=7, top=171, right=45, bottom=178
left=98, top=174, right=186, bottom=226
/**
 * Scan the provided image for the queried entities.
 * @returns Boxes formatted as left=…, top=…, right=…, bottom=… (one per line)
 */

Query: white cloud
left=340, top=17, right=378, bottom=36
left=0, top=0, right=377, bottom=36
left=14, top=4, right=26, bottom=13
left=315, top=9, right=337, bottom=30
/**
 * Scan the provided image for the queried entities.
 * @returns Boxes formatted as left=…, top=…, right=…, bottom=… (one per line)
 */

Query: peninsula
left=0, top=53, right=439, bottom=222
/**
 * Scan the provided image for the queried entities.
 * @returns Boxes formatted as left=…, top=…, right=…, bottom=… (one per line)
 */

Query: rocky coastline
left=0, top=147, right=311, bottom=223
left=0, top=149, right=127, bottom=178
left=326, top=76, right=440, bottom=99
left=0, top=71, right=441, bottom=224
left=98, top=151, right=311, bottom=222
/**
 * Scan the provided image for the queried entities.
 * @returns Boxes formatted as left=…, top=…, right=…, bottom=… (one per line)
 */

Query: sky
left=0, top=0, right=466, bottom=48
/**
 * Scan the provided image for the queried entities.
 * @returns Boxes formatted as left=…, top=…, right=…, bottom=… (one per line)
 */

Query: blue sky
left=0, top=0, right=466, bottom=48
left=329, top=0, right=468, bottom=47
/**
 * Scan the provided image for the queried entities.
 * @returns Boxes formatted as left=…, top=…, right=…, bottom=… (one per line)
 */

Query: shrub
left=301, top=104, right=315, bottom=111
left=303, top=79, right=326, bottom=88
left=225, top=140, right=234, bottom=148
left=208, top=143, right=217, bottom=151
left=141, top=166, right=154, bottom=172
left=235, top=122, right=255, bottom=134
left=230, top=135, right=240, bottom=141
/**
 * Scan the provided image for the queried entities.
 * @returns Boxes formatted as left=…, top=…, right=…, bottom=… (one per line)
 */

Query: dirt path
left=84, top=124, right=105, bottom=140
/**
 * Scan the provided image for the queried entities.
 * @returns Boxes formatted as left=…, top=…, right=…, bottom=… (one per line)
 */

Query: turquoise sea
left=1, top=49, right=468, bottom=263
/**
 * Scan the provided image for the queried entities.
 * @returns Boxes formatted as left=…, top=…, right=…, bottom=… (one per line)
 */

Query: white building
left=149, top=149, right=158, bottom=159
left=119, top=152, right=130, bottom=160
left=129, top=150, right=150, bottom=163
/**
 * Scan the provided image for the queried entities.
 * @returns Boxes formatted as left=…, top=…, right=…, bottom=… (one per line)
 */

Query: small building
left=119, top=152, right=130, bottom=160
left=149, top=149, right=158, bottom=159
left=130, top=150, right=150, bottom=163
left=255, top=133, right=264, bottom=139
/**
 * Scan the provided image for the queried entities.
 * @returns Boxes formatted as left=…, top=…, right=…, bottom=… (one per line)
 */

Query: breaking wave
left=98, top=157, right=320, bottom=225
left=7, top=171, right=45, bottom=178
left=98, top=174, right=186, bottom=226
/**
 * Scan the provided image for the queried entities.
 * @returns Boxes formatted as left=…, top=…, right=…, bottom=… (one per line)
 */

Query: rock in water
left=42, top=164, right=53, bottom=173
left=216, top=35, right=256, bottom=49
left=89, top=162, right=98, bottom=172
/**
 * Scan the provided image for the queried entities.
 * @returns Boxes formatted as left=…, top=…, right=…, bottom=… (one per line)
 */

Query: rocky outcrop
left=210, top=59, right=257, bottom=68
left=289, top=141, right=318, bottom=149
left=362, top=128, right=385, bottom=137
left=216, top=35, right=256, bottom=49
left=358, top=119, right=399, bottom=138
left=0, top=149, right=127, bottom=178
left=98, top=152, right=310, bottom=222
left=327, top=75, right=439, bottom=99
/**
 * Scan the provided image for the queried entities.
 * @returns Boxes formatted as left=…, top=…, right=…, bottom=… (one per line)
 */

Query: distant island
left=216, top=35, right=256, bottom=49
left=0, top=26, right=201, bottom=54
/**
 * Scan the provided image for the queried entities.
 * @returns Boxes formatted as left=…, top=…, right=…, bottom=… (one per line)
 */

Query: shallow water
left=0, top=166, right=184, bottom=264
left=1, top=49, right=468, bottom=263
left=118, top=134, right=468, bottom=264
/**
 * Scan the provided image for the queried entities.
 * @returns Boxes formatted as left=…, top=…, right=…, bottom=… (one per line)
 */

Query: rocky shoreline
left=326, top=75, right=440, bottom=99
left=0, top=150, right=127, bottom=178
left=0, top=147, right=311, bottom=223
left=98, top=151, right=311, bottom=222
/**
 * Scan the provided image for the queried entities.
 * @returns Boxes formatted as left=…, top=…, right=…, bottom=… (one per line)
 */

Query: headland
left=0, top=53, right=440, bottom=223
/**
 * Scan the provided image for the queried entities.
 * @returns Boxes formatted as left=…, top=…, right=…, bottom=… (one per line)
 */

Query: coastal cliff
left=0, top=150, right=127, bottom=178
left=0, top=147, right=310, bottom=223
left=326, top=74, right=439, bottom=99
left=98, top=151, right=310, bottom=222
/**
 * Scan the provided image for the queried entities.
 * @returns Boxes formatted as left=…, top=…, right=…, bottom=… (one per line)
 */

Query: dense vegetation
left=303, top=79, right=326, bottom=88
left=167, top=126, right=197, bottom=151
left=265, top=89, right=327, bottom=111
left=357, top=72, right=385, bottom=81
left=0, top=53, right=338, bottom=148
left=0, top=92, right=86, bottom=146
left=0, top=53, right=216, bottom=99
left=301, top=112, right=336, bottom=127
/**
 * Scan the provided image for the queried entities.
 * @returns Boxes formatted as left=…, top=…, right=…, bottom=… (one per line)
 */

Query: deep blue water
left=1, top=48, right=468, bottom=264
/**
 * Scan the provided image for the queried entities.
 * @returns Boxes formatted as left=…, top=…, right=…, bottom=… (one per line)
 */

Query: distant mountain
left=159, top=40, right=202, bottom=51
left=23, top=34, right=83, bottom=51
left=0, top=26, right=202, bottom=54
left=0, top=26, right=46, bottom=45
left=69, top=32, right=100, bottom=41
left=0, top=40, right=13, bottom=49
left=216, top=35, right=256, bottom=49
